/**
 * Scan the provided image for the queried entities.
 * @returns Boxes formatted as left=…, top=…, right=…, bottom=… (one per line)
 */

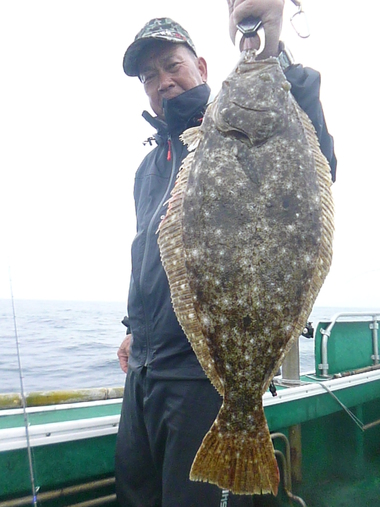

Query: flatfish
left=158, top=50, right=334, bottom=495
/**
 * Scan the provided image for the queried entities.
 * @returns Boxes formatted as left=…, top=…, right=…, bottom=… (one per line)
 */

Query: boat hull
left=1, top=315, right=380, bottom=506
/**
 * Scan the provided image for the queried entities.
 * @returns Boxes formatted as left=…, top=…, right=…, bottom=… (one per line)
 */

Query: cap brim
left=123, top=36, right=194, bottom=77
left=123, top=38, right=155, bottom=77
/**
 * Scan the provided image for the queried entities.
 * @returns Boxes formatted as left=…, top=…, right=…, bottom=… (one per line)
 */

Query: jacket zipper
left=139, top=135, right=178, bottom=367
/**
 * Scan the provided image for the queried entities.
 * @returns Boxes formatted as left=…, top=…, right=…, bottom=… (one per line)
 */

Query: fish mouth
left=232, top=101, right=273, bottom=113
left=229, top=96, right=275, bottom=113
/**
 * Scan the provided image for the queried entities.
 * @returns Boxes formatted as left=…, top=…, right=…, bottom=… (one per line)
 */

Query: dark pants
left=115, top=368, right=255, bottom=507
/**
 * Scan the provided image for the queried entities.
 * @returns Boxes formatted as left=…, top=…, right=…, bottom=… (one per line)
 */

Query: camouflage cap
left=123, top=18, right=197, bottom=77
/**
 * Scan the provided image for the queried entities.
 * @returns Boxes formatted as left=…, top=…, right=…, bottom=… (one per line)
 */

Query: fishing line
left=9, top=269, right=39, bottom=507
left=318, top=382, right=365, bottom=431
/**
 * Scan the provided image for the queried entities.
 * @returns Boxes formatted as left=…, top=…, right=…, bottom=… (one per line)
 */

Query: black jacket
left=126, top=65, right=336, bottom=379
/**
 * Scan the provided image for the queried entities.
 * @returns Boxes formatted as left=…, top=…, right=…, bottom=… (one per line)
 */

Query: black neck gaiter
left=162, top=83, right=211, bottom=135
left=142, top=83, right=211, bottom=139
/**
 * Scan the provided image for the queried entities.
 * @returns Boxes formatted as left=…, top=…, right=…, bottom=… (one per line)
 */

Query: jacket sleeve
left=285, top=64, right=337, bottom=182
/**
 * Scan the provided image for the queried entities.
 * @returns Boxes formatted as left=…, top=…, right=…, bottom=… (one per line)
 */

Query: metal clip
left=237, top=16, right=262, bottom=37
left=290, top=0, right=310, bottom=38
left=236, top=16, right=265, bottom=54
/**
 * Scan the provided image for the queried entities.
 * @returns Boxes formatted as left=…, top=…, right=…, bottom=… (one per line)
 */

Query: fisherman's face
left=138, top=41, right=208, bottom=120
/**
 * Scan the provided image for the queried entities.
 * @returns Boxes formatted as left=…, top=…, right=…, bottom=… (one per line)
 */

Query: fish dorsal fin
left=180, top=125, right=202, bottom=152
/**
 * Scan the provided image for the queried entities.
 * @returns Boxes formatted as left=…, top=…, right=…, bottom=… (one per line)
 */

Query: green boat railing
left=0, top=387, right=124, bottom=411
left=317, top=312, right=380, bottom=377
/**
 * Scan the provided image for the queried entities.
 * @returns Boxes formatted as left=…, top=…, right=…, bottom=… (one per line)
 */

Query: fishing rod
left=9, top=270, right=39, bottom=507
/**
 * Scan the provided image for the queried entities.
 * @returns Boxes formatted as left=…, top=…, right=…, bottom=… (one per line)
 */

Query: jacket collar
left=142, top=83, right=211, bottom=144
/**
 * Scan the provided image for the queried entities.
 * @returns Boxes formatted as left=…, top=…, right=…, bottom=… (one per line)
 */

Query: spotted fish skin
left=158, top=51, right=334, bottom=495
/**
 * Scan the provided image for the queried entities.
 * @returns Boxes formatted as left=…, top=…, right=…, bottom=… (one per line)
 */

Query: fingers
left=118, top=354, right=129, bottom=374
left=228, top=0, right=285, bottom=55
left=117, top=334, right=132, bottom=374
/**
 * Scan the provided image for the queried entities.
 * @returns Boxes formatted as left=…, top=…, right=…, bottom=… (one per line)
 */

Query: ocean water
left=1, top=299, right=127, bottom=394
left=0, top=299, right=377, bottom=394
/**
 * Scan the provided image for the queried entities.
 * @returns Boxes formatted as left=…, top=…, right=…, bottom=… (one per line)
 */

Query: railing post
left=370, top=317, right=379, bottom=365
left=282, top=338, right=300, bottom=381
left=282, top=339, right=302, bottom=482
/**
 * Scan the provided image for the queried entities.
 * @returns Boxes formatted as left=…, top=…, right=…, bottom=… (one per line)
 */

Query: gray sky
left=1, top=0, right=379, bottom=308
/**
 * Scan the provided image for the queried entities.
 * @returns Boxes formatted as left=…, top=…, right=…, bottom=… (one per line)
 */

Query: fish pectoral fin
left=180, top=125, right=201, bottom=151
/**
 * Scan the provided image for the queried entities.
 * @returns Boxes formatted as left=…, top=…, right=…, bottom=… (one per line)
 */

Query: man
left=116, top=1, right=336, bottom=506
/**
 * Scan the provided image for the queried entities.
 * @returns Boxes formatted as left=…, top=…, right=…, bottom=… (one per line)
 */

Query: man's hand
left=227, top=0, right=285, bottom=58
left=117, top=334, right=132, bottom=374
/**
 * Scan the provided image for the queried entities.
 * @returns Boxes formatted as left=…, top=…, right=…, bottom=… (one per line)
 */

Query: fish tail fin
left=190, top=405, right=279, bottom=495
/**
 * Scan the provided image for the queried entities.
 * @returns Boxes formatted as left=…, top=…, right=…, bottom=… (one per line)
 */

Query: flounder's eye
left=259, top=72, right=274, bottom=82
